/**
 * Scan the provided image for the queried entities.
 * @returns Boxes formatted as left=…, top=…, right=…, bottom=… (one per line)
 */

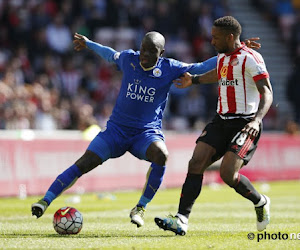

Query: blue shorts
left=87, top=121, right=165, bottom=163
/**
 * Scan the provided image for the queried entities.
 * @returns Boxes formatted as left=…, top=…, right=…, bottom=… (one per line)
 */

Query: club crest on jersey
left=220, top=66, right=228, bottom=78
left=230, top=58, right=239, bottom=66
left=153, top=68, right=162, bottom=77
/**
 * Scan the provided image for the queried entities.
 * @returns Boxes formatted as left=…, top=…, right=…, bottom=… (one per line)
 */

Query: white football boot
left=130, top=206, right=145, bottom=227
left=255, top=195, right=270, bottom=231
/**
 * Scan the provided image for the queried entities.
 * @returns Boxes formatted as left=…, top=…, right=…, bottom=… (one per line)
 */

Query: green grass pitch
left=0, top=181, right=299, bottom=249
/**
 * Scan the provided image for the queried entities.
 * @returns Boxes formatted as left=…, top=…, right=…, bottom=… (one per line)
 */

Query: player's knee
left=188, top=157, right=204, bottom=174
left=153, top=150, right=168, bottom=166
left=75, top=150, right=102, bottom=174
left=220, top=168, right=236, bottom=186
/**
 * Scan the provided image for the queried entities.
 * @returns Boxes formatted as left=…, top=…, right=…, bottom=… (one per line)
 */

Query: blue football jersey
left=110, top=49, right=197, bottom=129
left=86, top=40, right=217, bottom=130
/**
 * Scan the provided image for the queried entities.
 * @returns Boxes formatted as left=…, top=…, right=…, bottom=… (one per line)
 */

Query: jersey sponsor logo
left=113, top=52, right=120, bottom=60
left=220, top=78, right=238, bottom=86
left=220, top=66, right=228, bottom=78
left=153, top=68, right=162, bottom=77
left=126, top=80, right=156, bottom=103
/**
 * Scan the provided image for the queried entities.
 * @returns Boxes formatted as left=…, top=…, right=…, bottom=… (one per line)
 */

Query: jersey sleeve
left=245, top=53, right=269, bottom=82
left=112, top=49, right=135, bottom=71
left=188, top=56, right=217, bottom=74
left=86, top=40, right=117, bottom=63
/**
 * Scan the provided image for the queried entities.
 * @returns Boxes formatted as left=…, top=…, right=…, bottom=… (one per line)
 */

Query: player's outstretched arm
left=73, top=32, right=117, bottom=63
left=174, top=68, right=218, bottom=89
left=173, top=72, right=193, bottom=88
left=244, top=37, right=261, bottom=50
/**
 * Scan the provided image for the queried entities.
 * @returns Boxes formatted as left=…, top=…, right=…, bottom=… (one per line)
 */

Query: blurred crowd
left=0, top=0, right=298, bottom=132
left=252, top=0, right=300, bottom=133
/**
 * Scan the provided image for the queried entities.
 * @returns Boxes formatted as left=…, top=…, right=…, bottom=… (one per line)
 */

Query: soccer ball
left=53, top=206, right=83, bottom=235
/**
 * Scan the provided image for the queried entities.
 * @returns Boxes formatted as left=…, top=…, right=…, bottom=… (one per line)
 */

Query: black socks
left=178, top=173, right=203, bottom=218
left=232, top=174, right=261, bottom=204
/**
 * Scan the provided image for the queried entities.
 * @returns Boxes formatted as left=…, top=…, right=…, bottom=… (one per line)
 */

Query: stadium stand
left=0, top=0, right=298, bottom=131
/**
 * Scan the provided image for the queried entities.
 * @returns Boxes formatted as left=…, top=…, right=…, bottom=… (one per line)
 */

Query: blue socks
left=43, top=162, right=166, bottom=208
left=138, top=163, right=166, bottom=208
left=43, top=164, right=82, bottom=205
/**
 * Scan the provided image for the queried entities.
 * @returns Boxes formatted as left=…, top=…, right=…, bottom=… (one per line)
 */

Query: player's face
left=140, top=39, right=162, bottom=68
left=211, top=26, right=231, bottom=53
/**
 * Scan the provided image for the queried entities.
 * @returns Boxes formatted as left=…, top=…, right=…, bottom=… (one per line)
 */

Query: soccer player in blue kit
left=32, top=31, right=259, bottom=227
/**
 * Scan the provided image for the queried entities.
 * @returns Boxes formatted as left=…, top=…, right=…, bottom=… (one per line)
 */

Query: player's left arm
left=174, top=68, right=218, bottom=88
left=73, top=33, right=117, bottom=63
left=242, top=78, right=273, bottom=137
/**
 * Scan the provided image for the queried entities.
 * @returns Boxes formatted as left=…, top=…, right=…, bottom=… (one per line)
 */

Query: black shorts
left=196, top=114, right=261, bottom=165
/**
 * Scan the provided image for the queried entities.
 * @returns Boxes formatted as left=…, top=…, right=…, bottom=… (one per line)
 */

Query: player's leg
left=155, top=141, right=216, bottom=235
left=31, top=150, right=102, bottom=218
left=222, top=129, right=270, bottom=231
left=155, top=116, right=225, bottom=235
left=138, top=140, right=168, bottom=207
left=128, top=130, right=167, bottom=227
left=220, top=151, right=263, bottom=202
left=32, top=122, right=121, bottom=218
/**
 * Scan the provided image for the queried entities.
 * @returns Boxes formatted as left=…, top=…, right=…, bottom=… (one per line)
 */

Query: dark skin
left=73, top=32, right=168, bottom=174
left=173, top=26, right=273, bottom=186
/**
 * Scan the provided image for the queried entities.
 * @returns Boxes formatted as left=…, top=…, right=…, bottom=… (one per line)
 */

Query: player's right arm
left=73, top=33, right=117, bottom=63
left=173, top=68, right=218, bottom=89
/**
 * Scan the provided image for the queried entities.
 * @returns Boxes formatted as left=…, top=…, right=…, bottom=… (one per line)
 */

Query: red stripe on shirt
left=226, top=55, right=237, bottom=113
left=218, top=86, right=222, bottom=114
left=217, top=56, right=225, bottom=79
left=217, top=56, right=225, bottom=114
left=242, top=56, right=247, bottom=112
left=242, top=47, right=263, bottom=64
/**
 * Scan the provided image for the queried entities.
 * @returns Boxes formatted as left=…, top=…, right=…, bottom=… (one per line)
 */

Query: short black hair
left=213, top=16, right=242, bottom=37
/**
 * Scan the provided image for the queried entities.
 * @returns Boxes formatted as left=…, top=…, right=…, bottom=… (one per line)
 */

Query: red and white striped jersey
left=216, top=43, right=269, bottom=118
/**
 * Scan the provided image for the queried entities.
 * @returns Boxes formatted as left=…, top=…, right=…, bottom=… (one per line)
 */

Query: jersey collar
left=139, top=56, right=162, bottom=71
left=225, top=42, right=246, bottom=56
left=139, top=62, right=158, bottom=71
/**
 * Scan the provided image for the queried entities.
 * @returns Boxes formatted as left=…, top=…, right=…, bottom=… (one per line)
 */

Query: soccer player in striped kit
left=155, top=16, right=273, bottom=235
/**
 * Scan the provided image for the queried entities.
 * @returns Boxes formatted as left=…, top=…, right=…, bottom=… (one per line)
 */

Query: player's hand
left=241, top=120, right=260, bottom=138
left=73, top=33, right=89, bottom=51
left=173, top=72, right=193, bottom=88
left=244, top=37, right=261, bottom=50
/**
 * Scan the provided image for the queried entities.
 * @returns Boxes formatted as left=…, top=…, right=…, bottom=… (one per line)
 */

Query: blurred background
left=0, top=0, right=299, bottom=132
left=0, top=0, right=300, bottom=197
